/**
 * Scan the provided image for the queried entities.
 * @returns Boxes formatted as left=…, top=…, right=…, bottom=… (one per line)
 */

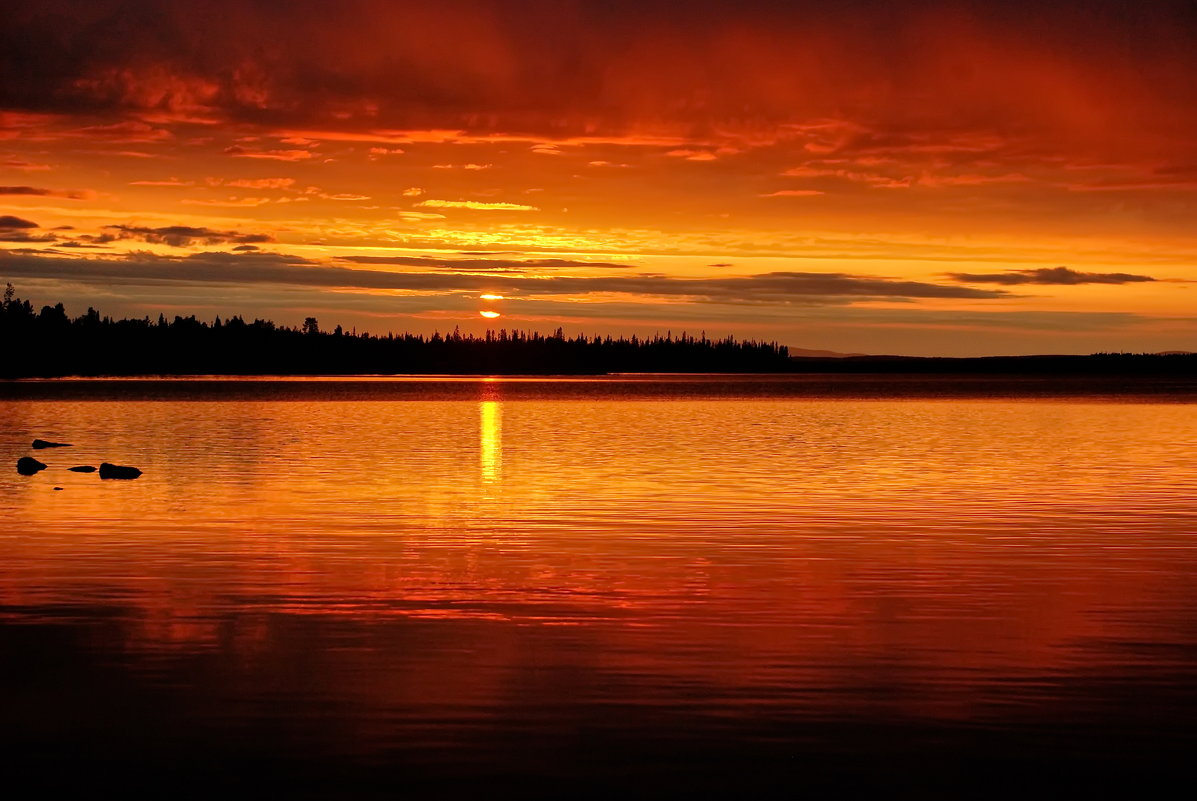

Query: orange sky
left=2, top=0, right=1196, bottom=355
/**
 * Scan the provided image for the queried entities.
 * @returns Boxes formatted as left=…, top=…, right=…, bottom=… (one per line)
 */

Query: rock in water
left=32, top=439, right=72, bottom=449
left=68, top=465, right=97, bottom=473
left=99, top=462, right=142, bottom=480
left=17, top=457, right=47, bottom=475
left=53, top=487, right=64, bottom=491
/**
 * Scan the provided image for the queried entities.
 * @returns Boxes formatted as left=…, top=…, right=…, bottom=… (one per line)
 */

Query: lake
left=3, top=375, right=1197, bottom=798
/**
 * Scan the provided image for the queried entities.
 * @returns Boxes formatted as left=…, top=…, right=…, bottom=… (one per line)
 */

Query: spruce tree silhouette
left=2, top=285, right=1193, bottom=378
left=0, top=286, right=793, bottom=377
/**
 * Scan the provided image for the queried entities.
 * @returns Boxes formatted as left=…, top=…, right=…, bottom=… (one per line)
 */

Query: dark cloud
left=0, top=214, right=55, bottom=242
left=0, top=0, right=1194, bottom=164
left=96, top=225, right=275, bottom=247
left=0, top=234, right=55, bottom=243
left=0, top=250, right=1008, bottom=304
left=0, top=186, right=92, bottom=199
left=949, top=267, right=1157, bottom=285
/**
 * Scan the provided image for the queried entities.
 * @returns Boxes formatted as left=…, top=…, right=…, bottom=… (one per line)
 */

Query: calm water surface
left=3, top=375, right=1197, bottom=797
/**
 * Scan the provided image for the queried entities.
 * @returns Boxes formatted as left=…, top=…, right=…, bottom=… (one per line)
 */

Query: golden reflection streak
left=480, top=399, right=502, bottom=484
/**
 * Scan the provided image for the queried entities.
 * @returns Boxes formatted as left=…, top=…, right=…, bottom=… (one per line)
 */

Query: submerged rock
left=68, top=465, right=97, bottom=473
left=99, top=462, right=142, bottom=480
left=17, top=456, right=47, bottom=475
left=32, top=439, right=72, bottom=449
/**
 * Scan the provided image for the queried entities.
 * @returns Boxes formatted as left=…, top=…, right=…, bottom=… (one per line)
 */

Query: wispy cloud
left=129, top=178, right=195, bottom=187
left=949, top=267, right=1158, bottom=285
left=0, top=250, right=1009, bottom=306
left=89, top=225, right=275, bottom=247
left=339, top=255, right=631, bottom=272
left=0, top=214, right=51, bottom=242
left=431, top=163, right=492, bottom=170
left=181, top=197, right=273, bottom=207
left=416, top=200, right=538, bottom=211
left=0, top=159, right=52, bottom=171
left=222, top=177, right=296, bottom=189
left=0, top=185, right=94, bottom=199
left=760, top=189, right=825, bottom=197
left=224, top=146, right=314, bottom=161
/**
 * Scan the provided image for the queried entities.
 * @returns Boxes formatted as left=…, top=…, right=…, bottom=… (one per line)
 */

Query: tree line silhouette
left=0, top=285, right=792, bottom=376
left=3, top=285, right=1194, bottom=377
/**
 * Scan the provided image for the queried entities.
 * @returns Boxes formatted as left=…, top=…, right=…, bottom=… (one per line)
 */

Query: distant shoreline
left=781, top=353, right=1197, bottom=375
left=4, top=356, right=1197, bottom=379
left=4, top=371, right=1196, bottom=405
left=3, top=354, right=1197, bottom=380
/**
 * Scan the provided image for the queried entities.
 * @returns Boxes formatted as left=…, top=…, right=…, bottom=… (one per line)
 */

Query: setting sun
left=479, top=310, right=501, bottom=319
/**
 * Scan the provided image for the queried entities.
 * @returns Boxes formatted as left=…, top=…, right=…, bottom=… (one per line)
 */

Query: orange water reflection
left=2, top=379, right=1197, bottom=780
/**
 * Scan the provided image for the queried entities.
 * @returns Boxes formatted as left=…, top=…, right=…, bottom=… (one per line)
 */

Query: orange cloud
left=760, top=190, right=825, bottom=197
left=1, top=158, right=52, bottom=171
left=3, top=1, right=1197, bottom=355
left=129, top=178, right=195, bottom=186
left=11, top=1, right=1188, bottom=161
left=416, top=200, right=538, bottom=211
left=224, top=146, right=314, bottom=161
left=182, top=197, right=272, bottom=207
left=223, top=177, right=297, bottom=189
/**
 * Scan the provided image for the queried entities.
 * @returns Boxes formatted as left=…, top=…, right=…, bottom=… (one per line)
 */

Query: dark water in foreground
left=3, top=375, right=1197, bottom=798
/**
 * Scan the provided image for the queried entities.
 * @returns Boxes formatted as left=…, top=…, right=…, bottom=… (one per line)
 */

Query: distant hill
left=789, top=348, right=868, bottom=358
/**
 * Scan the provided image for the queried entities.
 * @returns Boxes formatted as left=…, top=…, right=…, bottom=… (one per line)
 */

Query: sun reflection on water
left=480, top=399, right=501, bottom=484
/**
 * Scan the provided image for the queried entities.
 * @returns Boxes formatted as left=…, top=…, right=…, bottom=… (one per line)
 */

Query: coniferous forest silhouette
left=0, top=285, right=791, bottom=376
left=2, top=285, right=1194, bottom=377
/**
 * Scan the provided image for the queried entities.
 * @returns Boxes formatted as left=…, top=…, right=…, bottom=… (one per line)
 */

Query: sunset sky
left=2, top=0, right=1196, bottom=355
